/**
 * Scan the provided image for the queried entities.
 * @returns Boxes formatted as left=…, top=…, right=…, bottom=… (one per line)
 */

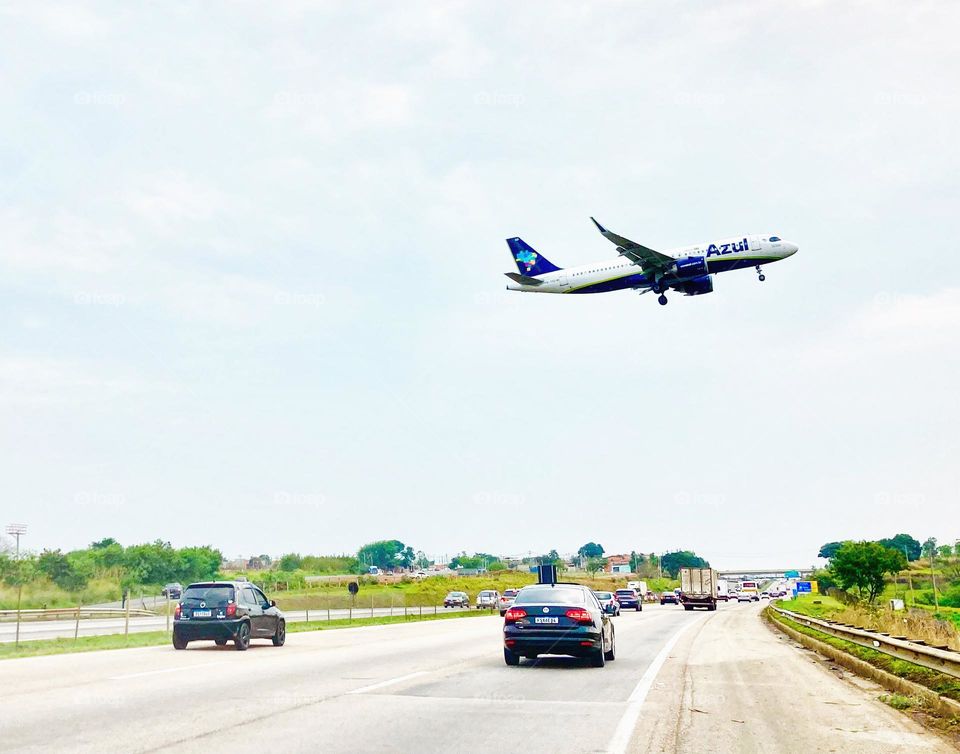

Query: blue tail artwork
left=506, top=237, right=561, bottom=276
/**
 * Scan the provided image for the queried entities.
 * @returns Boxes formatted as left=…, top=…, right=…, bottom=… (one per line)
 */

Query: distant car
left=498, top=589, right=520, bottom=616
left=660, top=591, right=679, bottom=605
left=173, top=581, right=285, bottom=651
left=476, top=590, right=500, bottom=609
left=614, top=589, right=642, bottom=611
left=760, top=591, right=771, bottom=599
left=594, top=591, right=620, bottom=616
left=443, top=591, right=469, bottom=608
left=737, top=592, right=757, bottom=603
left=503, top=583, right=615, bottom=667
left=161, top=583, right=183, bottom=599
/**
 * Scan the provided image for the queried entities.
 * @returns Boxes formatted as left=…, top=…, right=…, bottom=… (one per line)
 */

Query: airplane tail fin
left=506, top=237, right=561, bottom=276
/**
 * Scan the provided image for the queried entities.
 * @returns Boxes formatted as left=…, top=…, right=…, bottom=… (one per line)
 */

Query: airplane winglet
left=590, top=216, right=607, bottom=233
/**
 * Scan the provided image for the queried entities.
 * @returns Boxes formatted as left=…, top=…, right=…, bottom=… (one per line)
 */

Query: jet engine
left=674, top=256, right=709, bottom=277
left=678, top=274, right=714, bottom=296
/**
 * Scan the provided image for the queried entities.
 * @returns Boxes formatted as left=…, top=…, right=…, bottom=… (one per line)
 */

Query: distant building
left=606, top=554, right=632, bottom=574
left=246, top=556, right=267, bottom=570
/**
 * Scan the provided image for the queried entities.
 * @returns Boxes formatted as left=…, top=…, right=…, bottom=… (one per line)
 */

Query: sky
left=1, top=1, right=957, bottom=569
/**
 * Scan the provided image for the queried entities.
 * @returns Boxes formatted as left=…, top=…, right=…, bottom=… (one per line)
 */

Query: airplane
left=504, top=218, right=798, bottom=305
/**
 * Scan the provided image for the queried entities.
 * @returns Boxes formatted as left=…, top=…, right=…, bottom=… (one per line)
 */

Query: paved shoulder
left=629, top=603, right=953, bottom=753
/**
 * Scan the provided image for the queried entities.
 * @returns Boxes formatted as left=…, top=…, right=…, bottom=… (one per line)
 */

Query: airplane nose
left=784, top=242, right=799, bottom=256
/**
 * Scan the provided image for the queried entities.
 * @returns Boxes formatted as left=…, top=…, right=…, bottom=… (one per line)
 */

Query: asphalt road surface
left=1, top=603, right=951, bottom=753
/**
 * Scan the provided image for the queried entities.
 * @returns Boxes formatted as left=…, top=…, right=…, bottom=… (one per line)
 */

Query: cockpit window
left=769, top=236, right=781, bottom=242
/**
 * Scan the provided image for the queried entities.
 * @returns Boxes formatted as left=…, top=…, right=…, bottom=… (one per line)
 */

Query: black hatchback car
left=173, top=581, right=285, bottom=651
left=614, top=588, right=642, bottom=611
left=503, top=583, right=615, bottom=667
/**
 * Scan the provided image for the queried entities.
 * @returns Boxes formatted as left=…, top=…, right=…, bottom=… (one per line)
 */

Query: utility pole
left=6, top=523, right=26, bottom=560
left=904, top=546, right=914, bottom=605
left=931, top=546, right=940, bottom=612
left=6, top=524, right=27, bottom=650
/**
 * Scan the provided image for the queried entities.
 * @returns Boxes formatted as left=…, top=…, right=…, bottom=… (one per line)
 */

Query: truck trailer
left=679, top=567, right=718, bottom=611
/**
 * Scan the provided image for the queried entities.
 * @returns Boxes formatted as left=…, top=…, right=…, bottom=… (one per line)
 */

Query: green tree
left=660, top=550, right=708, bottom=578
left=922, top=537, right=937, bottom=560
left=278, top=553, right=303, bottom=572
left=414, top=551, right=431, bottom=570
left=937, top=545, right=953, bottom=559
left=577, top=542, right=604, bottom=559
left=877, top=534, right=922, bottom=561
left=954, top=541, right=960, bottom=558
left=817, top=541, right=845, bottom=559
left=629, top=551, right=645, bottom=572
left=586, top=557, right=606, bottom=576
left=357, top=540, right=411, bottom=572
left=177, top=546, right=222, bottom=582
left=831, top=541, right=906, bottom=602
left=37, top=549, right=90, bottom=592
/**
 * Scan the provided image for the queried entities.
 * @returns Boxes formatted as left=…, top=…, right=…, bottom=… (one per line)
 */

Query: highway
left=0, top=605, right=471, bottom=643
left=0, top=603, right=950, bottom=753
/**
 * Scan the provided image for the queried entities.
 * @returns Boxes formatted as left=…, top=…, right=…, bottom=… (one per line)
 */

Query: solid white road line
left=347, top=670, right=430, bottom=695
left=606, top=614, right=709, bottom=754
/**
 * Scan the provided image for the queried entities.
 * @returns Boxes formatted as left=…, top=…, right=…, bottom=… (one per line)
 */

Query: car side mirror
left=270, top=600, right=277, bottom=607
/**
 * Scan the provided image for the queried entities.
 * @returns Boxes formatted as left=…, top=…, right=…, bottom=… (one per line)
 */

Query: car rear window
left=504, top=590, right=518, bottom=597
left=594, top=592, right=612, bottom=599
left=615, top=590, right=635, bottom=596
left=182, top=585, right=234, bottom=604
left=514, top=586, right=587, bottom=605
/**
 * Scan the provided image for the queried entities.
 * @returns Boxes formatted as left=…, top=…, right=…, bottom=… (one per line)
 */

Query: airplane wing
left=590, top=217, right=675, bottom=272
left=504, top=272, right=544, bottom=286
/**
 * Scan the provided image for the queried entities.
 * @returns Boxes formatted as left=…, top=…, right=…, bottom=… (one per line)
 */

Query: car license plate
left=534, top=616, right=558, bottom=624
left=192, top=609, right=212, bottom=618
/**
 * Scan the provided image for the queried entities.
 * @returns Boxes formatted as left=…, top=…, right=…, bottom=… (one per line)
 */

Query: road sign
left=796, top=581, right=812, bottom=593
left=784, top=570, right=799, bottom=578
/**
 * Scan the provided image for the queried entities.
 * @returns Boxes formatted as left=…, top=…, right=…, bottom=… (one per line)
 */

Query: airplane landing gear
left=658, top=294, right=668, bottom=306
left=756, top=265, right=766, bottom=282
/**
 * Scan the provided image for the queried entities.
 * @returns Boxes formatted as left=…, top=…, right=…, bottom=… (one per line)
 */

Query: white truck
left=679, top=567, right=718, bottom=611
left=627, top=580, right=649, bottom=599
left=716, top=579, right=730, bottom=602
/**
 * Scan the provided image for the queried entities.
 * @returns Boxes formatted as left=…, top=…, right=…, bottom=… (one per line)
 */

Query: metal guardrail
left=772, top=606, right=960, bottom=679
left=0, top=607, right=157, bottom=622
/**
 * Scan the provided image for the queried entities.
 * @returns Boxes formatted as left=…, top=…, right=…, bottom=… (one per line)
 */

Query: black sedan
left=503, top=583, right=615, bottom=667
left=173, top=581, right=285, bottom=651
left=660, top=591, right=679, bottom=605
left=614, top=588, right=642, bottom=611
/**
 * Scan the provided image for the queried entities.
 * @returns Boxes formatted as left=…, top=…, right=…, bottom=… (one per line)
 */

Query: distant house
left=246, top=556, right=267, bottom=570
left=606, top=554, right=632, bottom=574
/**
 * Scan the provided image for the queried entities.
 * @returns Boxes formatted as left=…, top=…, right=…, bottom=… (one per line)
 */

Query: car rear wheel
left=604, top=627, right=616, bottom=661
left=272, top=620, right=286, bottom=646
left=504, top=647, right=520, bottom=666
left=235, top=621, right=251, bottom=651
left=172, top=634, right=188, bottom=650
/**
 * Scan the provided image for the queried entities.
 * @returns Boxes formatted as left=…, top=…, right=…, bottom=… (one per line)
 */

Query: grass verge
left=0, top=609, right=489, bottom=661
left=768, top=608, right=960, bottom=702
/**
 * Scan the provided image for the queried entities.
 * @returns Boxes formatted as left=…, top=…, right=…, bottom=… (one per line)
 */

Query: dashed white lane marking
left=606, top=614, right=709, bottom=754
left=347, top=670, right=430, bottom=695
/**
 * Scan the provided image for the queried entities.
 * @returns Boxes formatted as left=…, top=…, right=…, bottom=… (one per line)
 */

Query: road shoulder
left=627, top=604, right=954, bottom=753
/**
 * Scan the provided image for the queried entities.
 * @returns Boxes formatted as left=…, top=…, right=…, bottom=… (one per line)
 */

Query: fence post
left=327, top=608, right=330, bottom=622
left=75, top=597, right=82, bottom=640
left=165, top=593, right=170, bottom=633
left=124, top=592, right=131, bottom=639
left=390, top=593, right=394, bottom=617
left=306, top=608, right=310, bottom=623
left=15, top=583, right=22, bottom=649
left=371, top=594, right=374, bottom=619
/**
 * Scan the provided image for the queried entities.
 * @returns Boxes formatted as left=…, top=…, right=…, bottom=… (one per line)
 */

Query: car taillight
left=225, top=602, right=237, bottom=617
left=565, top=608, right=593, bottom=624
left=174, top=604, right=181, bottom=619
left=504, top=608, right=527, bottom=623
